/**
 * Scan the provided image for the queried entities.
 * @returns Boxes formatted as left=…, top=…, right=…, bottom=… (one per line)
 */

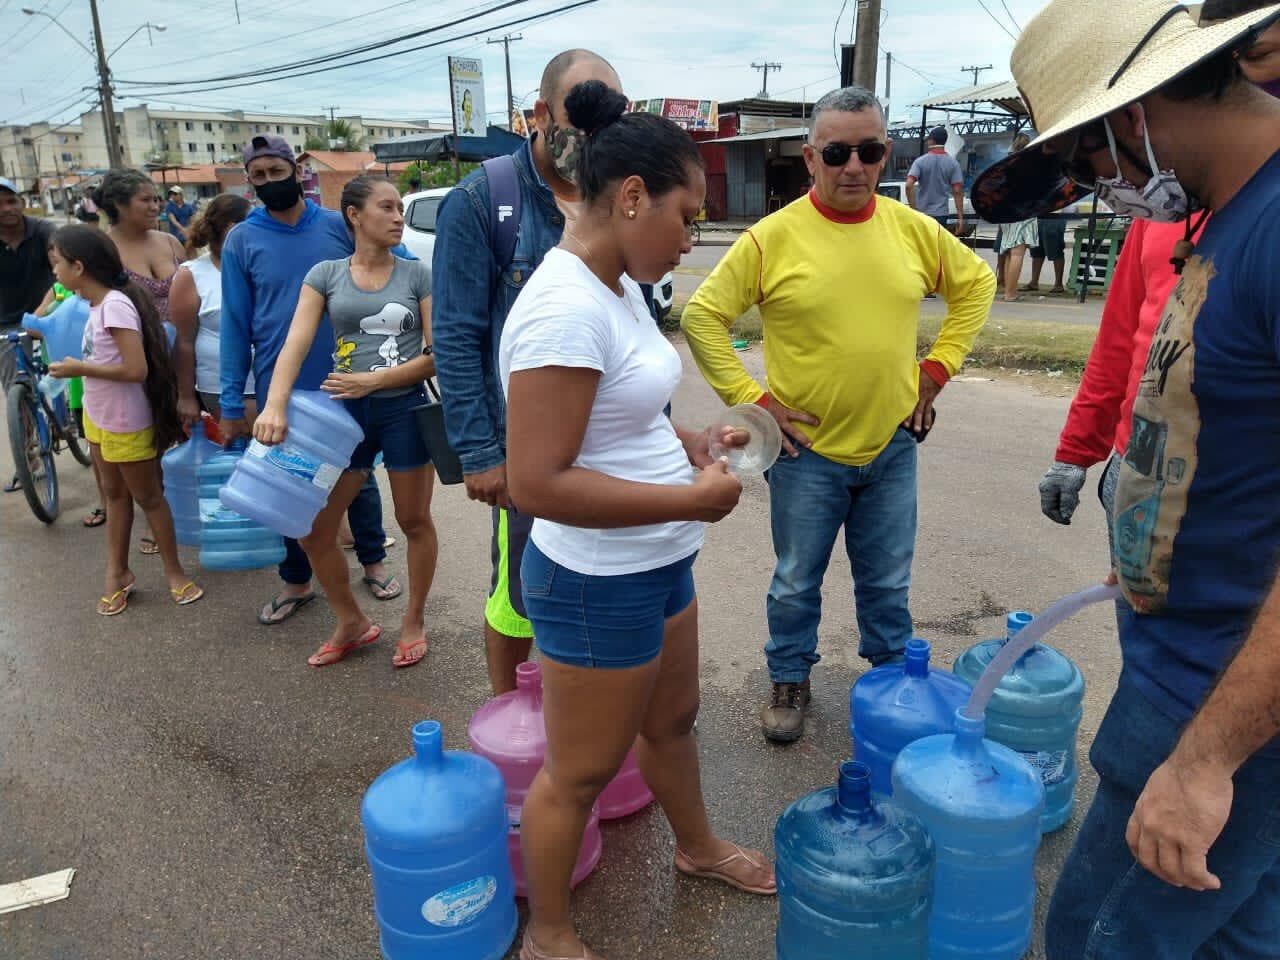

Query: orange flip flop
left=392, top=636, right=428, bottom=669
left=308, top=624, right=381, bottom=668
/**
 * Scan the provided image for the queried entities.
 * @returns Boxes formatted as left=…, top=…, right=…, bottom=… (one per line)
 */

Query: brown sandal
left=675, top=843, right=777, bottom=895
left=519, top=930, right=604, bottom=960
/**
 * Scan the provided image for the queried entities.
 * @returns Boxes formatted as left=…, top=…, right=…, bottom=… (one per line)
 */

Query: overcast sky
left=0, top=0, right=1045, bottom=130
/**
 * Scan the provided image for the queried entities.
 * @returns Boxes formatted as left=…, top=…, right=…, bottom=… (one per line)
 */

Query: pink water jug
left=598, top=749, right=655, bottom=820
left=467, top=662, right=603, bottom=896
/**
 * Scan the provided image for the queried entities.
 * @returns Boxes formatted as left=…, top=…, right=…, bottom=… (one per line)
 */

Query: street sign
left=448, top=57, right=487, bottom=136
left=628, top=98, right=719, bottom=131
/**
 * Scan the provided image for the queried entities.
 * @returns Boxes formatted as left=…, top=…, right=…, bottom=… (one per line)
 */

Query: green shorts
left=485, top=506, right=535, bottom=639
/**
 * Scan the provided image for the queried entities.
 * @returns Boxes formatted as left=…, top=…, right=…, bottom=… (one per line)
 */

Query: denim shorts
left=344, top=387, right=430, bottom=472
left=521, top=540, right=697, bottom=669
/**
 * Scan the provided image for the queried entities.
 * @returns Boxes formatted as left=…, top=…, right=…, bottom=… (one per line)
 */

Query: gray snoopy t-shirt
left=303, top=256, right=430, bottom=397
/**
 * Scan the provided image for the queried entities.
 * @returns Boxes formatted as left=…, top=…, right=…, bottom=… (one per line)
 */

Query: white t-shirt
left=499, top=248, right=703, bottom=576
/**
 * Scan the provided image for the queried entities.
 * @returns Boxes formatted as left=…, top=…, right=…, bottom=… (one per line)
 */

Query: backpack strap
left=482, top=155, right=521, bottom=270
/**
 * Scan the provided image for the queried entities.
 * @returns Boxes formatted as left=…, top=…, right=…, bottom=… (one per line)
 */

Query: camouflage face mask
left=545, top=119, right=583, bottom=184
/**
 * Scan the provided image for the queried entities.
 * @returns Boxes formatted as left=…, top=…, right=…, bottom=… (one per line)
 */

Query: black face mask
left=254, top=174, right=301, bottom=212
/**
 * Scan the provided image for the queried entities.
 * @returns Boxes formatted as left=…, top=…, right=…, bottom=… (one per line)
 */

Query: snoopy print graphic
left=334, top=301, right=417, bottom=373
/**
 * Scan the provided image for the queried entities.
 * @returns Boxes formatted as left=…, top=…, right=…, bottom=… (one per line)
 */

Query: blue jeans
left=764, top=430, right=917, bottom=682
left=1046, top=671, right=1280, bottom=960
left=278, top=471, right=387, bottom=585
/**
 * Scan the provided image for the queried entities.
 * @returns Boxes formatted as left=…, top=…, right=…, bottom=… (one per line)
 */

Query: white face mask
left=1094, top=106, right=1192, bottom=223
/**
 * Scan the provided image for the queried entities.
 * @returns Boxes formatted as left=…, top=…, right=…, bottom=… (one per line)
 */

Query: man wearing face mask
left=219, top=134, right=404, bottom=627
left=972, top=1, right=1280, bottom=955
left=432, top=49, right=623, bottom=695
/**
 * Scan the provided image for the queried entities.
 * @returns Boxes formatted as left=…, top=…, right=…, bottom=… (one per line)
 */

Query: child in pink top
left=47, top=226, right=203, bottom=616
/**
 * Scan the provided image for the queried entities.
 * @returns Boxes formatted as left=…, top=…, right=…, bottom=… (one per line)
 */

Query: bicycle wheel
left=6, top=382, right=59, bottom=523
left=59, top=399, right=92, bottom=467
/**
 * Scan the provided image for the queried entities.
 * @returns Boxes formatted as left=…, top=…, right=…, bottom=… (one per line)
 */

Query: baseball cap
left=0, top=177, right=18, bottom=195
left=242, top=134, right=295, bottom=167
left=168, top=184, right=184, bottom=194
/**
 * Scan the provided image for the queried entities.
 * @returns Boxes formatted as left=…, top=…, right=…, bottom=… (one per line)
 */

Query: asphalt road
left=0, top=344, right=1118, bottom=960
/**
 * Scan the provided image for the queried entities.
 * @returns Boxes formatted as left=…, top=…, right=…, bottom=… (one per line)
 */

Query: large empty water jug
left=198, top=439, right=287, bottom=571
left=163, top=418, right=221, bottom=546
left=954, top=611, right=1085, bottom=834
left=361, top=720, right=517, bottom=960
left=850, top=638, right=973, bottom=796
left=776, top=761, right=933, bottom=960
left=219, top=389, right=363, bottom=539
left=597, top=749, right=654, bottom=820
left=892, top=711, right=1044, bottom=960
left=467, top=662, right=602, bottom=896
left=21, top=294, right=89, bottom=363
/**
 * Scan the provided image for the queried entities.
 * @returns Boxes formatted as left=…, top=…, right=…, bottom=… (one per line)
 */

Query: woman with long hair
left=253, top=176, right=437, bottom=669
left=46, top=225, right=201, bottom=615
left=500, top=81, right=774, bottom=960
left=169, top=193, right=253, bottom=425
left=93, top=169, right=185, bottom=551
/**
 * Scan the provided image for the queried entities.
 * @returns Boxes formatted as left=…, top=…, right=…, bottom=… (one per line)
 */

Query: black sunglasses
left=820, top=141, right=888, bottom=167
left=1061, top=121, right=1152, bottom=189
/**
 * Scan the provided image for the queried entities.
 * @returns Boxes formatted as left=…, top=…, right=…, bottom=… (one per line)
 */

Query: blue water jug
left=850, top=638, right=973, bottom=796
left=21, top=295, right=89, bottom=363
left=220, top=389, right=363, bottom=539
left=892, top=710, right=1044, bottom=960
left=362, top=720, right=518, bottom=960
left=776, top=760, right=933, bottom=960
left=953, top=611, right=1085, bottom=834
left=163, top=419, right=221, bottom=546
left=198, top=439, right=287, bottom=571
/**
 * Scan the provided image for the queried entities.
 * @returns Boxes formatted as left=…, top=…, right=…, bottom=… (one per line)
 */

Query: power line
left=1000, top=0, right=1021, bottom=31
left=119, top=0, right=601, bottom=98
left=974, top=0, right=1019, bottom=41
left=115, top=0, right=533, bottom=87
left=752, top=61, right=783, bottom=98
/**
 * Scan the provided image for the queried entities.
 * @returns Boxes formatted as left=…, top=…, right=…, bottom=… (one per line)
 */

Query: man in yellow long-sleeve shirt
left=683, top=86, right=996, bottom=743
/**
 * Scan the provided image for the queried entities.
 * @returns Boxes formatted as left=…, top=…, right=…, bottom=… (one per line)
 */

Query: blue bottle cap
left=904, top=637, right=930, bottom=677
left=1006, top=611, right=1034, bottom=639
left=413, top=719, right=444, bottom=766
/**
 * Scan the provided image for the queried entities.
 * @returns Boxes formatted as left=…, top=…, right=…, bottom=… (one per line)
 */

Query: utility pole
left=323, top=105, right=341, bottom=146
left=884, top=51, right=893, bottom=123
left=488, top=35, right=523, bottom=127
left=852, top=0, right=882, bottom=91
left=751, top=61, right=782, bottom=99
left=88, top=0, right=121, bottom=169
left=960, top=65, right=992, bottom=116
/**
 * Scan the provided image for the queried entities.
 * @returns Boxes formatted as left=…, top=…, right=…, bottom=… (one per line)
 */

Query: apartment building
left=0, top=122, right=86, bottom=185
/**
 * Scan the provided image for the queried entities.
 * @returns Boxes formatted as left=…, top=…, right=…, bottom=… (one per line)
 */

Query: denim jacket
left=431, top=141, right=565, bottom=475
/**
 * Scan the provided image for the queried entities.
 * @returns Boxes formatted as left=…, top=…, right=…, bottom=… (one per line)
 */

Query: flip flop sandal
left=363, top=574, right=403, bottom=601
left=392, top=636, right=428, bottom=669
left=97, top=579, right=137, bottom=617
left=258, top=592, right=316, bottom=625
left=519, top=931, right=605, bottom=960
left=170, top=581, right=204, bottom=606
left=342, top=535, right=397, bottom=550
left=674, top=844, right=777, bottom=896
left=139, top=537, right=160, bottom=556
left=308, top=624, right=381, bottom=668
left=83, top=507, right=106, bottom=528
left=3, top=476, right=22, bottom=493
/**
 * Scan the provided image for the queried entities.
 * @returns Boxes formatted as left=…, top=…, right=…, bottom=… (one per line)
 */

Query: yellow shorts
left=83, top=410, right=156, bottom=463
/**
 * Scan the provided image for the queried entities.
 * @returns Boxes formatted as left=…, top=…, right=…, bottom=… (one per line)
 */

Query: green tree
left=303, top=119, right=364, bottom=152
left=396, top=160, right=479, bottom=192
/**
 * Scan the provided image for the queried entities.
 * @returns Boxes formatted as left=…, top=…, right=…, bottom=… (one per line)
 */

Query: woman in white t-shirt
left=500, top=80, right=774, bottom=960
left=169, top=193, right=253, bottom=424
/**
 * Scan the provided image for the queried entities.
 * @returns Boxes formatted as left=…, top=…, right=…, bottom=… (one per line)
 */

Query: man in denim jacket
left=433, top=49, right=622, bottom=694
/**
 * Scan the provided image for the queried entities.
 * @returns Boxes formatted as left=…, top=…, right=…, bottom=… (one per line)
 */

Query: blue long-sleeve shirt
left=219, top=200, right=414, bottom=419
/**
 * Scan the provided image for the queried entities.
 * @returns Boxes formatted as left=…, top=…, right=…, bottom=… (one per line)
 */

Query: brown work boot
left=760, top=679, right=811, bottom=743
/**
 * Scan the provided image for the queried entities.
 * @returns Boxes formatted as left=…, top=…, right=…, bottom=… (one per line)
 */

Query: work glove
left=1039, top=461, right=1088, bottom=525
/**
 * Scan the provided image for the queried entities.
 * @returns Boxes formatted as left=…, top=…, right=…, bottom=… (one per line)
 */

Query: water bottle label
left=199, top=497, right=240, bottom=523
left=421, top=875, right=497, bottom=928
left=1018, top=748, right=1069, bottom=786
left=247, top=440, right=343, bottom=491
left=506, top=802, right=522, bottom=835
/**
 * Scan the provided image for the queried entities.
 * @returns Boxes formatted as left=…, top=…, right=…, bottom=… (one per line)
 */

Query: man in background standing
left=1024, top=215, right=1068, bottom=294
left=907, top=126, right=966, bottom=234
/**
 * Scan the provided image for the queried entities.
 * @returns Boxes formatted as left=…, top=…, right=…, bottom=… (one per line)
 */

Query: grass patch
left=667, top=301, right=1096, bottom=376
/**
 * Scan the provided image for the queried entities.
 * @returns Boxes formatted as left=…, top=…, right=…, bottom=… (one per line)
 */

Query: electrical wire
left=974, top=0, right=1019, bottom=41
left=832, top=0, right=851, bottom=69
left=1000, top=0, right=1022, bottom=32
left=118, top=0, right=600, bottom=98
left=110, top=0, right=529, bottom=87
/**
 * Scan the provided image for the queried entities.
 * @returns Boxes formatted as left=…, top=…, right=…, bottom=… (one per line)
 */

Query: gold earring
left=627, top=209, right=637, bottom=219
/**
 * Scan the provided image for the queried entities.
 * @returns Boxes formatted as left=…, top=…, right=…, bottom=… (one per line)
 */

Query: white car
left=401, top=188, right=452, bottom=265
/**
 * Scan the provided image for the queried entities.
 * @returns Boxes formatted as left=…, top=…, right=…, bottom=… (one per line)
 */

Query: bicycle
left=4, top=331, right=91, bottom=524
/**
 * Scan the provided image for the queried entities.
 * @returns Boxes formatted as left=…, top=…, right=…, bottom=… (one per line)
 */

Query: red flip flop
left=308, top=624, right=381, bottom=668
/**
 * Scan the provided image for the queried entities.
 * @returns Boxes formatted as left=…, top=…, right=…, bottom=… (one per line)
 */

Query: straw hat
left=971, top=0, right=1280, bottom=222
